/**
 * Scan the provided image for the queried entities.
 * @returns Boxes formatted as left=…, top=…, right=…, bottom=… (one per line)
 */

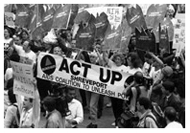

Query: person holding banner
left=16, top=78, right=40, bottom=128
left=102, top=51, right=127, bottom=127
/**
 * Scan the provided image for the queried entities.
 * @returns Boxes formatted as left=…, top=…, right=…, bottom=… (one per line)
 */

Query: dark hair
left=8, top=87, right=17, bottom=104
left=20, top=29, right=29, bottom=38
left=164, top=106, right=177, bottom=121
left=42, top=96, right=57, bottom=112
left=138, top=97, right=151, bottom=110
left=134, top=71, right=144, bottom=84
left=4, top=27, right=13, bottom=37
left=144, top=52, right=152, bottom=59
left=65, top=86, right=76, bottom=94
left=127, top=52, right=142, bottom=68
left=152, top=85, right=163, bottom=97
left=162, top=81, right=175, bottom=93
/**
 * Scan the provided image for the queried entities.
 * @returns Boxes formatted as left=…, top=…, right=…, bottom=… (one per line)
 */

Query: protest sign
left=75, top=14, right=96, bottom=51
left=119, top=19, right=132, bottom=53
left=37, top=52, right=132, bottom=100
left=4, top=12, right=15, bottom=28
left=85, top=6, right=123, bottom=30
left=173, top=13, right=185, bottom=56
left=126, top=4, right=147, bottom=32
left=10, top=61, right=34, bottom=98
left=52, top=4, right=71, bottom=29
left=159, top=23, right=170, bottom=53
left=136, top=28, right=156, bottom=53
left=145, top=4, right=167, bottom=29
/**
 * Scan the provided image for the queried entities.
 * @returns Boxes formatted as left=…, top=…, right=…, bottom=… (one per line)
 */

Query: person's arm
left=148, top=52, right=164, bottom=67
left=179, top=52, right=185, bottom=68
left=94, top=47, right=104, bottom=66
left=130, top=87, right=138, bottom=112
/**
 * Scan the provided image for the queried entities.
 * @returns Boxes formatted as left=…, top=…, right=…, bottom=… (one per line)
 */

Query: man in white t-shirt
left=13, top=40, right=36, bottom=64
left=164, top=106, right=183, bottom=128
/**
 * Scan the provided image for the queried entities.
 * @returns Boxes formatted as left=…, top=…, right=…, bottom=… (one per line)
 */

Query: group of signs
left=4, top=4, right=185, bottom=54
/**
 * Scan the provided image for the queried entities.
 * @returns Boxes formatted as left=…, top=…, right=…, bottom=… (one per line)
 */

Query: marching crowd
left=4, top=4, right=185, bottom=128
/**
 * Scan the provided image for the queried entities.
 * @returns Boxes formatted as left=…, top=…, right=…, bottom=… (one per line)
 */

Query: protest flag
left=159, top=23, right=170, bottom=53
left=52, top=4, right=72, bottom=29
left=74, top=10, right=91, bottom=24
left=94, top=12, right=109, bottom=40
left=102, top=23, right=122, bottom=51
left=145, top=4, right=168, bottom=29
left=15, top=4, right=30, bottom=28
left=136, top=28, right=156, bottom=53
left=119, top=18, right=132, bottom=53
left=67, top=4, right=79, bottom=29
left=126, top=4, right=147, bottom=32
left=75, top=14, right=96, bottom=51
left=42, top=4, right=55, bottom=33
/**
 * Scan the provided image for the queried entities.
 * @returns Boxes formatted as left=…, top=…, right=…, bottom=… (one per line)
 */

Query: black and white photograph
left=3, top=2, right=186, bottom=129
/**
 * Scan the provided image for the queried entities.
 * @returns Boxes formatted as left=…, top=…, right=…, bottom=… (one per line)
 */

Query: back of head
left=152, top=84, right=163, bottom=97
left=138, top=97, right=151, bottom=110
left=162, top=66, right=173, bottom=78
left=162, top=81, right=175, bottom=93
left=42, top=96, right=56, bottom=112
left=164, top=106, right=177, bottom=121
left=134, top=71, right=144, bottom=84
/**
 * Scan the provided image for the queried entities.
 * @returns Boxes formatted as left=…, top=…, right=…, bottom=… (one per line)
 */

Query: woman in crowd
left=103, top=51, right=127, bottom=127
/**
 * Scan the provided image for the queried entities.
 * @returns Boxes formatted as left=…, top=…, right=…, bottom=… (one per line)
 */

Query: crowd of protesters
left=4, top=4, right=185, bottom=128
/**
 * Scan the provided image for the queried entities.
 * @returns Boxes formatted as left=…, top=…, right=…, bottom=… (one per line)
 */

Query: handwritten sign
left=85, top=6, right=123, bottom=30
left=10, top=61, right=34, bottom=98
left=4, top=12, right=15, bottom=27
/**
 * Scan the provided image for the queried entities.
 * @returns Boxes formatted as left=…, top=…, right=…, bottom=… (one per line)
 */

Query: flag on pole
left=52, top=4, right=71, bottom=29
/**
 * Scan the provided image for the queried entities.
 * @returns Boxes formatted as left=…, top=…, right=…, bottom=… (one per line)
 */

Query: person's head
left=166, top=5, right=175, bottom=18
left=144, top=53, right=153, bottom=64
left=150, top=84, right=163, bottom=103
left=71, top=40, right=76, bottom=48
left=13, top=35, right=22, bottom=45
left=8, top=87, right=17, bottom=104
left=20, top=30, right=29, bottom=41
left=162, top=81, right=175, bottom=96
left=112, top=53, right=125, bottom=66
left=89, top=52, right=98, bottom=64
left=53, top=46, right=63, bottom=56
left=126, top=52, right=142, bottom=68
left=23, top=97, right=33, bottom=110
left=164, top=106, right=177, bottom=122
left=42, top=96, right=56, bottom=112
left=137, top=97, right=151, bottom=112
left=65, top=86, right=76, bottom=103
left=4, top=28, right=12, bottom=39
left=161, top=66, right=173, bottom=80
left=22, top=40, right=32, bottom=52
left=66, top=32, right=72, bottom=42
left=134, top=71, right=144, bottom=84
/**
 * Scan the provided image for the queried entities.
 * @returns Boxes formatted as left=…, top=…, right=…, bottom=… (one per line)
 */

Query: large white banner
left=37, top=53, right=132, bottom=100
left=10, top=61, right=34, bottom=98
